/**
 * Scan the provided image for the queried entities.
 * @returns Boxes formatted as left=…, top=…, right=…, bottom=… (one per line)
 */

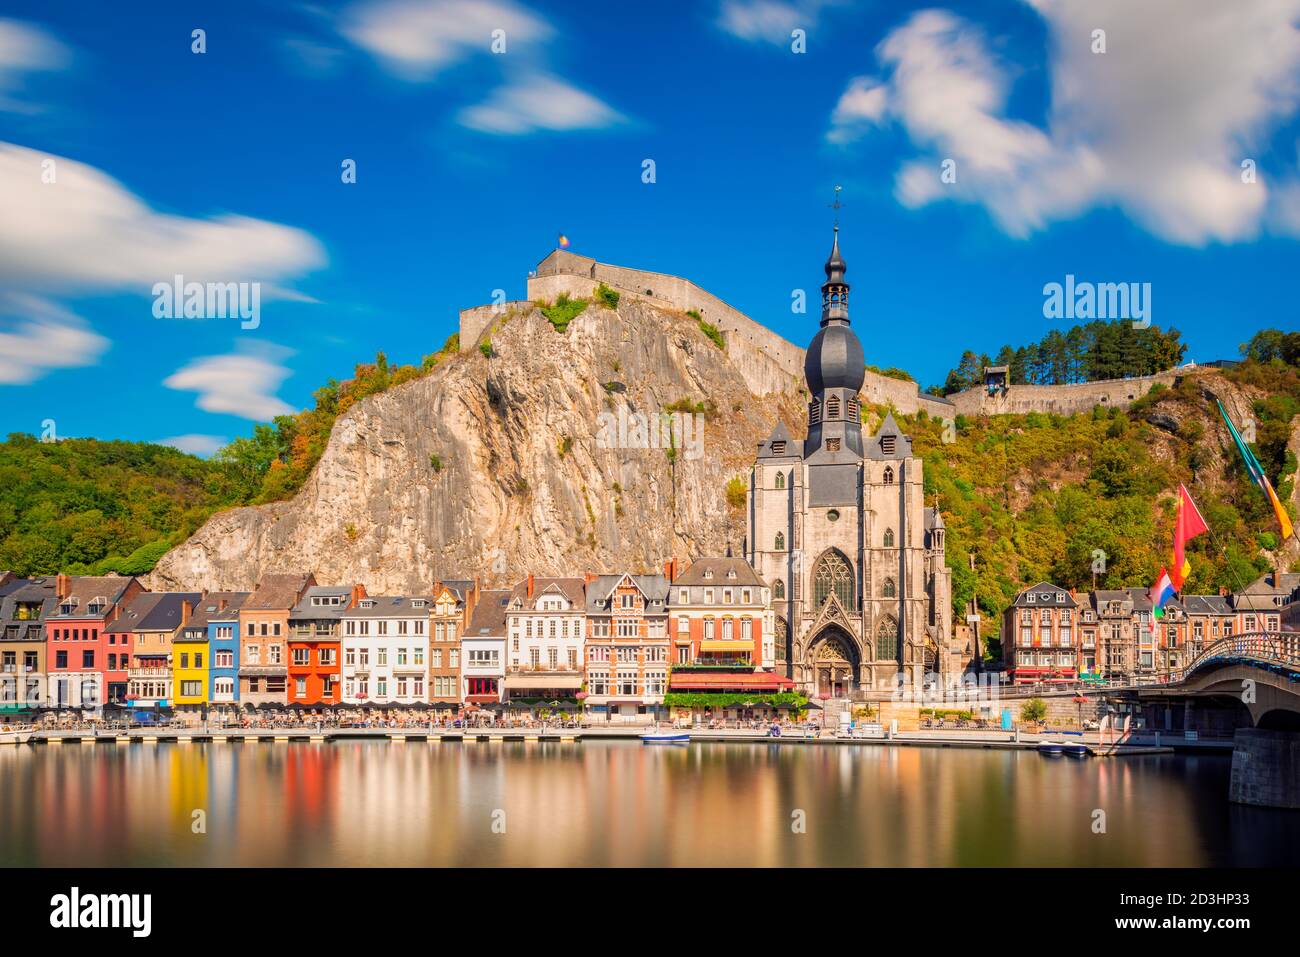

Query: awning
left=699, top=640, right=753, bottom=653
left=669, top=671, right=795, bottom=691
left=502, top=673, right=583, bottom=690
left=465, top=694, right=499, bottom=703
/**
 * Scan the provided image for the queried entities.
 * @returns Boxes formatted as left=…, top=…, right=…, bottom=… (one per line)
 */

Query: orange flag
left=1170, top=484, right=1209, bottom=591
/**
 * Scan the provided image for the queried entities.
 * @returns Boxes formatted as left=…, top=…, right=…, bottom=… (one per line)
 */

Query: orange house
left=288, top=584, right=363, bottom=706
left=239, top=572, right=315, bottom=706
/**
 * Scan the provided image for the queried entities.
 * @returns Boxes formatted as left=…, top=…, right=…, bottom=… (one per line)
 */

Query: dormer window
left=771, top=441, right=786, bottom=455
left=1026, top=594, right=1036, bottom=604
left=59, top=599, right=78, bottom=615
left=359, top=599, right=376, bottom=608
left=411, top=599, right=427, bottom=608
left=88, top=598, right=106, bottom=614
left=703, top=569, right=714, bottom=580
left=726, top=569, right=736, bottom=579
left=881, top=435, right=896, bottom=456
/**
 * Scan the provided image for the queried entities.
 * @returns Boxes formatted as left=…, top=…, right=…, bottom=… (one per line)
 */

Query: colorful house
left=208, top=593, right=249, bottom=706
left=173, top=593, right=248, bottom=711
left=239, top=573, right=315, bottom=706
left=1001, top=583, right=1080, bottom=686
left=118, top=592, right=201, bottom=709
left=503, top=576, right=586, bottom=709
left=0, top=575, right=58, bottom=714
left=462, top=589, right=510, bottom=705
left=668, top=556, right=774, bottom=668
left=429, top=580, right=473, bottom=707
left=583, top=571, right=671, bottom=723
left=288, top=584, right=361, bottom=706
left=340, top=594, right=433, bottom=705
left=45, top=574, right=144, bottom=710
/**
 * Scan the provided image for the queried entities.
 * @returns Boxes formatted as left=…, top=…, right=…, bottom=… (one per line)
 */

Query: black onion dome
left=805, top=322, right=865, bottom=394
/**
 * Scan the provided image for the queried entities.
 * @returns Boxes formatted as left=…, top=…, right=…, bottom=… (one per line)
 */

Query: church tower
left=747, top=229, right=955, bottom=696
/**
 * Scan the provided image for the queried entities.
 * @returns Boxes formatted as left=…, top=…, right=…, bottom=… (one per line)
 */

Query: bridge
left=1138, top=631, right=1300, bottom=809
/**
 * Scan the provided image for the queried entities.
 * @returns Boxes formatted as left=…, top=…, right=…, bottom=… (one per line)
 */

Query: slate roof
left=673, top=557, right=765, bottom=589
left=243, top=573, right=314, bottom=611
left=46, top=576, right=137, bottom=620
left=508, top=577, right=586, bottom=611
left=1011, top=582, right=1077, bottom=608
left=188, top=592, right=251, bottom=629
left=585, top=573, right=669, bottom=614
left=342, top=595, right=434, bottom=618
left=291, top=585, right=355, bottom=620
left=0, top=577, right=59, bottom=642
left=465, top=589, right=511, bottom=638
left=104, top=592, right=201, bottom=634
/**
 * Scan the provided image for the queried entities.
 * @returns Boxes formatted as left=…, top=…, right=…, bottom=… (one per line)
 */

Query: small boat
left=0, top=731, right=31, bottom=746
left=640, top=732, right=690, bottom=744
left=1037, top=740, right=1065, bottom=756
left=1063, top=742, right=1091, bottom=758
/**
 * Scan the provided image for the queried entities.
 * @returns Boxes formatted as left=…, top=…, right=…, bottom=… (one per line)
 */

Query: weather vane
left=829, top=184, right=844, bottom=228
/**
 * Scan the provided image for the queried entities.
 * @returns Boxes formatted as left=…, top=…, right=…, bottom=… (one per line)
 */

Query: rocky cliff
left=147, top=299, right=803, bottom=592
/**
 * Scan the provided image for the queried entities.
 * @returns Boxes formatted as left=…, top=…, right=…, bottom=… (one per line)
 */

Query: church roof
left=864, top=412, right=912, bottom=460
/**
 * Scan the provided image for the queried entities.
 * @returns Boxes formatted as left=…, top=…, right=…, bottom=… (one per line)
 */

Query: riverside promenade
left=2, top=725, right=1231, bottom=754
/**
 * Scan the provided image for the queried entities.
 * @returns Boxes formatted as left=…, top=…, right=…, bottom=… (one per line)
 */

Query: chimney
left=585, top=571, right=597, bottom=586
left=181, top=599, right=194, bottom=626
left=527, top=574, right=535, bottom=600
left=217, top=597, right=227, bottom=612
left=663, top=558, right=677, bottom=582
left=56, top=573, right=71, bottom=599
left=350, top=583, right=368, bottom=608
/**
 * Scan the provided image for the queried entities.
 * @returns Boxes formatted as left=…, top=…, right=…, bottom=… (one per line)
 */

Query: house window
left=82, top=650, right=95, bottom=669
left=293, top=648, right=309, bottom=666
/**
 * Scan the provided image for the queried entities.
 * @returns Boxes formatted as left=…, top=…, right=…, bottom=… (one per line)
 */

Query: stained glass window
left=813, top=551, right=853, bottom=608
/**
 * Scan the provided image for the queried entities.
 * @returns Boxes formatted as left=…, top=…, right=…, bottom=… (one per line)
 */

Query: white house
left=340, top=595, right=431, bottom=705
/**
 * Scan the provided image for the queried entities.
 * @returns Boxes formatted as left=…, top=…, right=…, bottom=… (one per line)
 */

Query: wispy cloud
left=459, top=73, right=623, bottom=134
left=340, top=0, right=551, bottom=80
left=0, top=294, right=109, bottom=385
left=0, top=18, right=71, bottom=113
left=0, top=142, right=326, bottom=295
left=157, top=434, right=227, bottom=457
left=164, top=343, right=296, bottom=422
left=716, top=0, right=838, bottom=45
left=827, top=1, right=1300, bottom=246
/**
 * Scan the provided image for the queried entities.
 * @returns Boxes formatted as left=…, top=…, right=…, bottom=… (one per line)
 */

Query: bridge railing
left=1163, top=631, right=1300, bottom=685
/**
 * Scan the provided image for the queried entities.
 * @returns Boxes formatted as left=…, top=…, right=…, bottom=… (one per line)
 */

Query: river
left=1, top=741, right=1294, bottom=866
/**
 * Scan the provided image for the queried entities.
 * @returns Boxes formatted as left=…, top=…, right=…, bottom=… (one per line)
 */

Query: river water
left=1, top=741, right=1294, bottom=866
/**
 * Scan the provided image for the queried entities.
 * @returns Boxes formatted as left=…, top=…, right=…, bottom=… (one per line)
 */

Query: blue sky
left=2, top=0, right=1299, bottom=454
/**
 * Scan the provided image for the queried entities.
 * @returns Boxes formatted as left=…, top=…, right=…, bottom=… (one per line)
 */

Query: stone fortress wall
left=458, top=249, right=1182, bottom=418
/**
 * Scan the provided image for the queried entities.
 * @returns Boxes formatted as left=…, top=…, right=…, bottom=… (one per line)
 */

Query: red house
left=44, top=574, right=144, bottom=709
left=288, top=584, right=364, bottom=706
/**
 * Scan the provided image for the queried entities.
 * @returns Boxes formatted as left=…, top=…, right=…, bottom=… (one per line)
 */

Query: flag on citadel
left=1218, top=400, right=1294, bottom=542
left=1148, top=568, right=1175, bottom=637
left=557, top=233, right=570, bottom=248
left=1169, top=484, right=1209, bottom=591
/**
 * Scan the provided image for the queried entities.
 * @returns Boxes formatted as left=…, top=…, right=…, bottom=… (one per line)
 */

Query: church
left=745, top=231, right=957, bottom=696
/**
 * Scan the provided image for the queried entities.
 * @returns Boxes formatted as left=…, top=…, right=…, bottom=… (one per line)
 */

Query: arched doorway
left=809, top=627, right=859, bottom=697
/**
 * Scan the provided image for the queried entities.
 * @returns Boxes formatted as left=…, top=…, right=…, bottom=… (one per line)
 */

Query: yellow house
left=172, top=607, right=210, bottom=709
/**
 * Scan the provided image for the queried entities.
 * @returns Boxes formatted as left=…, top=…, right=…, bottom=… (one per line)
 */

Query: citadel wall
left=458, top=249, right=1179, bottom=419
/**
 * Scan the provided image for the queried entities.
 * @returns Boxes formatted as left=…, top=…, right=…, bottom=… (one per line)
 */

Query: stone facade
left=745, top=233, right=957, bottom=696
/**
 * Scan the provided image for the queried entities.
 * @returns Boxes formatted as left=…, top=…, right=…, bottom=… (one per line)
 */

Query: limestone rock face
left=147, top=300, right=802, bottom=592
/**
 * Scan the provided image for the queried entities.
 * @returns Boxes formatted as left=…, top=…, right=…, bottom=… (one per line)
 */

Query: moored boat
left=1063, top=741, right=1091, bottom=758
left=1037, top=740, right=1065, bottom=756
left=640, top=732, right=690, bottom=744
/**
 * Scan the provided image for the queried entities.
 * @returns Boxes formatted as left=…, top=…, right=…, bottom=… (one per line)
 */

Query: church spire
left=820, top=226, right=850, bottom=326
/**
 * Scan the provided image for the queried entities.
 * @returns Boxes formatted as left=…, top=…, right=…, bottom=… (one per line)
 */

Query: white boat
left=0, top=730, right=31, bottom=746
left=640, top=732, right=690, bottom=744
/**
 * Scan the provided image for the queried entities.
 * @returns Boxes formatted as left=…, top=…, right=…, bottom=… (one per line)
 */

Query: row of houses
left=0, top=556, right=791, bottom=719
left=1001, top=570, right=1300, bottom=685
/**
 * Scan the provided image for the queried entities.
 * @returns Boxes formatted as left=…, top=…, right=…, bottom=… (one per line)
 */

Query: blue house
left=207, top=592, right=249, bottom=707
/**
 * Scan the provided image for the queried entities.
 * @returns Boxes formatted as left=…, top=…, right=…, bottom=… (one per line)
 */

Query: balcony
left=129, top=666, right=171, bottom=678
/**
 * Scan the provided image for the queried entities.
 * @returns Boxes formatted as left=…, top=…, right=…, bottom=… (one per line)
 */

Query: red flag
left=1170, top=484, right=1209, bottom=591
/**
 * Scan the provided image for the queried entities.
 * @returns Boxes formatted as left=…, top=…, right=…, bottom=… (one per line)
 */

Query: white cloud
left=458, top=73, right=622, bottom=134
left=0, top=142, right=326, bottom=295
left=829, top=2, right=1300, bottom=245
left=717, top=0, right=836, bottom=45
left=0, top=294, right=109, bottom=384
left=164, top=344, right=296, bottom=422
left=0, top=18, right=70, bottom=112
left=827, top=77, right=888, bottom=144
left=340, top=0, right=551, bottom=80
left=158, top=434, right=227, bottom=457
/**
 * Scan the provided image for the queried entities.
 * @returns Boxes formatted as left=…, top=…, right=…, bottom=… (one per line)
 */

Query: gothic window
left=826, top=396, right=841, bottom=419
left=774, top=579, right=785, bottom=599
left=883, top=528, right=895, bottom=548
left=813, top=551, right=853, bottom=609
left=775, top=471, right=785, bottom=490
left=774, top=531, right=785, bottom=551
left=883, top=466, right=894, bottom=485
left=883, top=578, right=896, bottom=598
left=876, top=617, right=898, bottom=661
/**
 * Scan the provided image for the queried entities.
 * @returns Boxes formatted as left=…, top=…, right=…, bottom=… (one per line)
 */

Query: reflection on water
left=0, top=741, right=1294, bottom=867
